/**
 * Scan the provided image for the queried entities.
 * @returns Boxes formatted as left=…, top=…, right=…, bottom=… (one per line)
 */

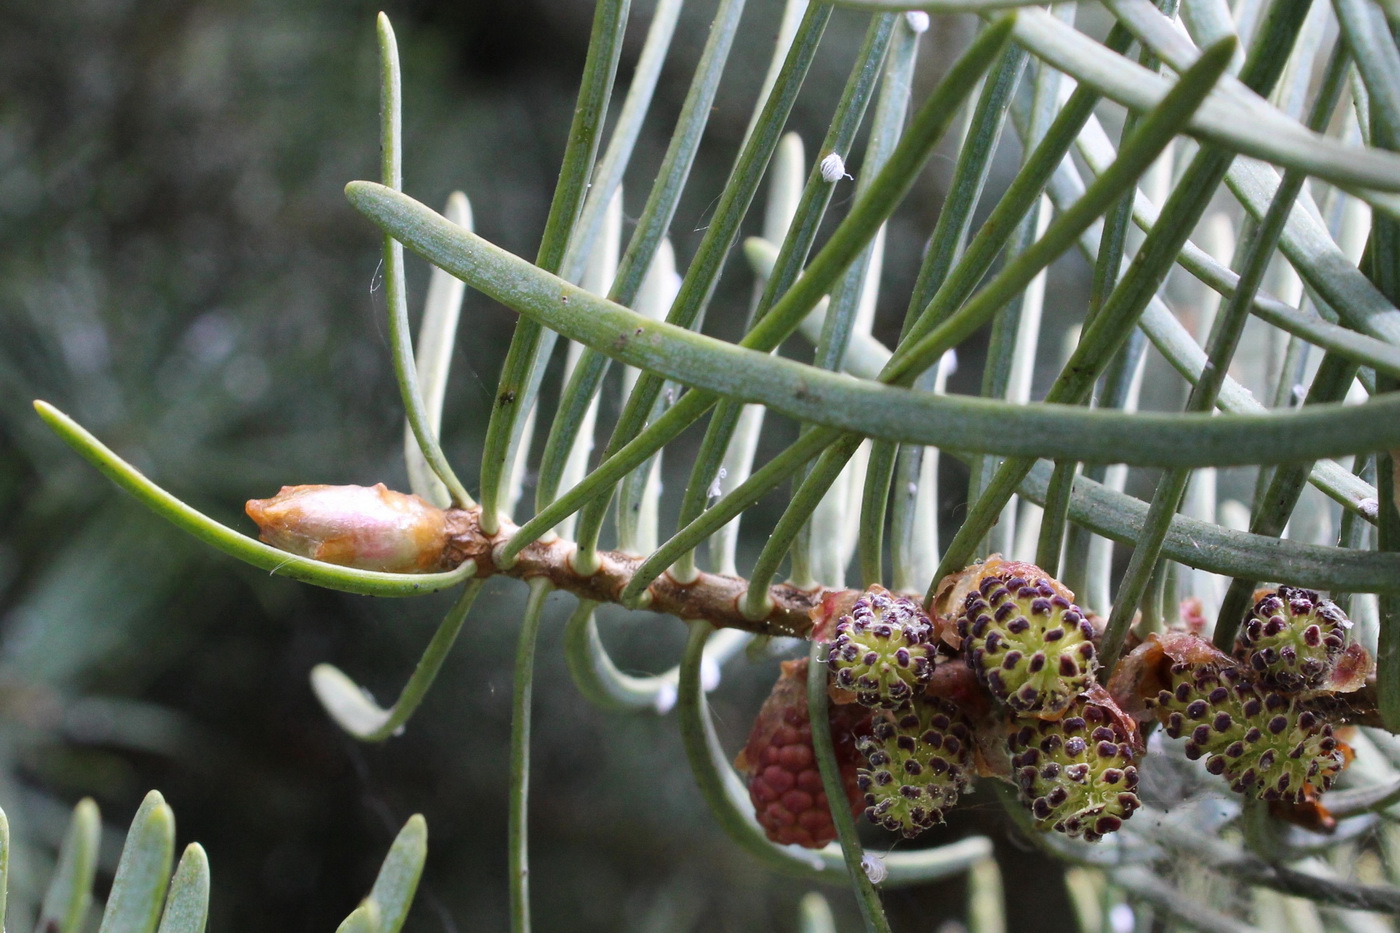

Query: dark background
left=1, top=1, right=1085, bottom=929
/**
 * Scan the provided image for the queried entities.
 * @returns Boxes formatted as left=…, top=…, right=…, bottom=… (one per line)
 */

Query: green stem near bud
left=806, top=639, right=891, bottom=933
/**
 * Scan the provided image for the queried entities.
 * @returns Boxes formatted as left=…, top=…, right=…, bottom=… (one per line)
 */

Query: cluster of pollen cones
left=736, top=559, right=1372, bottom=849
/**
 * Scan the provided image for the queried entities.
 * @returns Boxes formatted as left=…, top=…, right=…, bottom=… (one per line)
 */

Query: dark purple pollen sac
left=1267, top=715, right=1289, bottom=735
left=1206, top=756, right=1226, bottom=774
left=1185, top=700, right=1208, bottom=719
left=1209, top=686, right=1229, bottom=704
left=1027, top=653, right=1047, bottom=673
left=1243, top=698, right=1263, bottom=717
left=1297, top=711, right=1317, bottom=730
left=1044, top=627, right=1065, bottom=642
left=1064, top=737, right=1087, bottom=756
left=1212, top=712, right=1233, bottom=732
left=1031, top=597, right=1053, bottom=615
left=1192, top=724, right=1213, bottom=746
left=1224, top=741, right=1246, bottom=759
left=895, top=648, right=911, bottom=666
left=1002, top=650, right=1024, bottom=670
left=1062, top=717, right=1086, bottom=734
left=863, top=651, right=880, bottom=666
left=1243, top=727, right=1263, bottom=744
left=1091, top=726, right=1115, bottom=743
left=1006, top=614, right=1029, bottom=633
left=1058, top=654, right=1079, bottom=676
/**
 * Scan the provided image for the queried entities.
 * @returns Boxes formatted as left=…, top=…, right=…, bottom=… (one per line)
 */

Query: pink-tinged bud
left=246, top=483, right=449, bottom=573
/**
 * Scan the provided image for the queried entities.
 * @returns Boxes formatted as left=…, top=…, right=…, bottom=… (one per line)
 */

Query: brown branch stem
left=444, top=506, right=836, bottom=638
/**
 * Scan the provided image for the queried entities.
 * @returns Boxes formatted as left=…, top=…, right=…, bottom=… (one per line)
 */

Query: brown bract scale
left=734, top=659, right=871, bottom=849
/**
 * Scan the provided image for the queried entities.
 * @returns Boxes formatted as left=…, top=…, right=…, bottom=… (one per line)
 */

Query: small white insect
left=904, top=11, right=930, bottom=33
left=707, top=466, right=728, bottom=499
left=860, top=852, right=888, bottom=885
left=819, top=152, right=852, bottom=183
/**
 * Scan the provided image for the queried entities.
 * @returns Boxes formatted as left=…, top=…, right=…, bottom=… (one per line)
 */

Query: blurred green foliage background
left=1, top=1, right=1078, bottom=929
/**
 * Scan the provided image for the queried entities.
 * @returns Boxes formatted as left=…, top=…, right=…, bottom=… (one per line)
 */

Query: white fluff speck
left=905, top=11, right=930, bottom=33
left=707, top=466, right=728, bottom=499
left=820, top=152, right=850, bottom=183
left=861, top=853, right=888, bottom=884
left=653, top=683, right=677, bottom=715
left=940, top=347, right=959, bottom=377
left=1109, top=903, right=1135, bottom=933
left=700, top=656, right=721, bottom=692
